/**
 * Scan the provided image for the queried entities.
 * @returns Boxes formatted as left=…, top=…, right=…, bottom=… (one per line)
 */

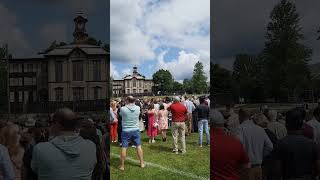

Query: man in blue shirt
left=119, top=96, right=145, bottom=171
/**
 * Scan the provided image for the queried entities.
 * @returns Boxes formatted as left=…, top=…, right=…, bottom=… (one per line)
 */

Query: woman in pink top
left=147, top=103, right=158, bottom=143
left=158, top=104, right=168, bottom=142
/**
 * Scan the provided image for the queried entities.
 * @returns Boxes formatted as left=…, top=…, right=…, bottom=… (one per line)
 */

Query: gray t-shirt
left=0, top=144, right=15, bottom=180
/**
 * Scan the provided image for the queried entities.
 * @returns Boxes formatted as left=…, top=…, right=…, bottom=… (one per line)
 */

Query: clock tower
left=73, top=12, right=88, bottom=44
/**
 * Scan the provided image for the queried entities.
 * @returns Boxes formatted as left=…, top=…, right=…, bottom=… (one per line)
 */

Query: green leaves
left=152, top=69, right=174, bottom=94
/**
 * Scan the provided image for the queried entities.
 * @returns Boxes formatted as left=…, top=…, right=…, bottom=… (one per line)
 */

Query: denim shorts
left=121, top=130, right=141, bottom=148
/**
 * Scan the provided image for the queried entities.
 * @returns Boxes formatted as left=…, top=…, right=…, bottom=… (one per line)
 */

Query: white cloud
left=122, top=68, right=132, bottom=76
left=0, top=3, right=30, bottom=56
left=157, top=50, right=209, bottom=82
left=110, top=0, right=155, bottom=63
left=110, top=0, right=210, bottom=81
left=110, top=62, right=120, bottom=79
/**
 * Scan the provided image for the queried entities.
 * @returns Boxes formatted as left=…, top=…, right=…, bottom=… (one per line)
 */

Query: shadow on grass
left=149, top=144, right=173, bottom=152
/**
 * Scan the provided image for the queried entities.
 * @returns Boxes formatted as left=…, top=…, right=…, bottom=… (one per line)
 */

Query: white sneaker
left=149, top=139, right=152, bottom=144
left=152, top=140, right=155, bottom=143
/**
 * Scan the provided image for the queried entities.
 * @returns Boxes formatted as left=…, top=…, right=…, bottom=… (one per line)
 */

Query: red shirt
left=168, top=102, right=188, bottom=122
left=211, top=128, right=249, bottom=180
left=303, top=123, right=314, bottom=140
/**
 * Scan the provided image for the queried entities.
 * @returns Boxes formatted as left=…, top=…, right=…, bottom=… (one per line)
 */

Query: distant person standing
left=273, top=108, right=320, bottom=179
left=236, top=108, right=273, bottom=180
left=147, top=104, right=158, bottom=143
left=266, top=110, right=287, bottom=140
left=211, top=109, right=250, bottom=180
left=183, top=96, right=195, bottom=135
left=225, top=104, right=240, bottom=136
left=119, top=96, right=145, bottom=170
left=195, top=97, right=210, bottom=147
left=168, top=96, right=188, bottom=154
left=158, top=104, right=169, bottom=142
left=307, top=107, right=320, bottom=144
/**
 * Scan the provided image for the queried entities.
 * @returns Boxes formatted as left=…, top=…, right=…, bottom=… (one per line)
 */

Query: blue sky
left=0, top=0, right=109, bottom=57
left=110, top=0, right=210, bottom=82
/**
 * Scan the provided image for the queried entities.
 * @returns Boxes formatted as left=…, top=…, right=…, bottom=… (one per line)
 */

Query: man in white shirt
left=183, top=96, right=196, bottom=135
left=236, top=108, right=273, bottom=180
left=307, top=107, right=320, bottom=144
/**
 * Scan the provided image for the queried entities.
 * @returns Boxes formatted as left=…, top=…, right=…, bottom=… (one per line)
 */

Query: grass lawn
left=110, top=130, right=210, bottom=180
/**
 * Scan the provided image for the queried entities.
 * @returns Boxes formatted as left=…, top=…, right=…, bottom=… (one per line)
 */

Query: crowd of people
left=211, top=103, right=320, bottom=180
left=0, top=108, right=109, bottom=180
left=109, top=95, right=211, bottom=170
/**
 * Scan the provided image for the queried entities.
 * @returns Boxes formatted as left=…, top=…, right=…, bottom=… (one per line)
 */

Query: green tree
left=232, top=54, right=266, bottom=102
left=263, top=0, right=312, bottom=102
left=172, top=81, right=184, bottom=94
left=210, top=63, right=232, bottom=95
left=152, top=69, right=174, bottom=95
left=191, top=61, right=208, bottom=94
left=183, top=79, right=193, bottom=94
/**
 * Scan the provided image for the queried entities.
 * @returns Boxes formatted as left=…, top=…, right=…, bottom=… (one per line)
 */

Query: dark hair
left=148, top=103, right=154, bottom=110
left=52, top=108, right=79, bottom=131
left=313, top=107, right=320, bottom=117
left=127, top=96, right=136, bottom=103
left=286, top=108, right=304, bottom=131
left=199, top=96, right=206, bottom=104
left=239, top=108, right=249, bottom=119
left=160, top=104, right=164, bottom=110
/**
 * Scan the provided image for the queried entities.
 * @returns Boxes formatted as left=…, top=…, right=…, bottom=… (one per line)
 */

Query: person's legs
left=110, top=124, right=114, bottom=142
left=132, top=130, right=144, bottom=168
left=203, top=120, right=210, bottom=145
left=198, top=120, right=204, bottom=146
left=171, top=122, right=179, bottom=152
left=119, top=130, right=130, bottom=170
left=119, top=148, right=127, bottom=170
left=136, top=145, right=145, bottom=168
left=180, top=122, right=186, bottom=153
left=189, top=113, right=193, bottom=133
left=114, top=122, right=118, bottom=142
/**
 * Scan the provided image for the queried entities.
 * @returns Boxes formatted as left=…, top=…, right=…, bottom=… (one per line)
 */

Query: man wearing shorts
left=119, top=96, right=145, bottom=170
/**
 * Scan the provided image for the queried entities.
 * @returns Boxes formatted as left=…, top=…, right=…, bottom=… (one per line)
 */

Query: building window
left=24, top=77, right=36, bottom=85
left=10, top=92, right=14, bottom=102
left=126, top=81, right=129, bottom=87
left=9, top=78, right=23, bottom=86
left=10, top=63, right=22, bottom=73
left=93, top=87, right=101, bottom=99
left=93, top=60, right=101, bottom=81
left=55, top=88, right=63, bottom=102
left=133, top=78, right=136, bottom=87
left=18, top=91, right=23, bottom=102
left=133, top=89, right=136, bottom=94
left=55, top=61, right=63, bottom=82
left=73, top=61, right=83, bottom=81
left=73, top=87, right=84, bottom=101
left=140, top=81, right=142, bottom=88
left=26, top=64, right=33, bottom=72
